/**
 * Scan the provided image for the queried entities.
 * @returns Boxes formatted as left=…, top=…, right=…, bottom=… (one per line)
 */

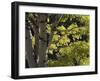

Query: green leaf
left=49, top=44, right=57, bottom=50
left=67, top=23, right=78, bottom=30
left=46, top=24, right=52, bottom=34
left=48, top=50, right=53, bottom=54
left=57, top=25, right=66, bottom=31
left=52, top=34, right=60, bottom=42
left=60, top=31, right=66, bottom=35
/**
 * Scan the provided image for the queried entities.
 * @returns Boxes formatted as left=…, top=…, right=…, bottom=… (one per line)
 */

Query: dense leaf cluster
left=46, top=14, right=90, bottom=66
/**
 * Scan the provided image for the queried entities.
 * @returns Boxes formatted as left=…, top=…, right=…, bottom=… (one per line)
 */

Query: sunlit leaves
left=67, top=23, right=78, bottom=30
left=57, top=25, right=66, bottom=31
left=46, top=14, right=90, bottom=66
left=48, top=50, right=53, bottom=54
left=49, top=44, right=57, bottom=50
left=57, top=36, right=70, bottom=46
left=80, top=57, right=89, bottom=65
left=72, top=34, right=80, bottom=40
left=32, top=36, right=35, bottom=48
left=46, top=24, right=52, bottom=34
left=59, top=15, right=68, bottom=22
left=48, top=41, right=89, bottom=66
left=52, top=34, right=60, bottom=42
left=80, top=16, right=90, bottom=26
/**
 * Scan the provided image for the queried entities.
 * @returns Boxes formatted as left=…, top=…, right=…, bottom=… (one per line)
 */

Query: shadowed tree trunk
left=25, top=13, right=63, bottom=67
left=25, top=23, right=37, bottom=67
left=26, top=13, right=48, bottom=67
left=38, top=14, right=47, bottom=67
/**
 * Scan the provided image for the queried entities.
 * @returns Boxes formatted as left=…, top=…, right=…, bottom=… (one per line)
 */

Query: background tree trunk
left=38, top=14, right=47, bottom=67
left=25, top=25, right=37, bottom=67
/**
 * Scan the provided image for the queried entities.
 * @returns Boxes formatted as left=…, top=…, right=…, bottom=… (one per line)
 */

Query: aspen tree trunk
left=26, top=14, right=48, bottom=67
left=25, top=24, right=37, bottom=67
left=38, top=15, right=47, bottom=67
left=27, top=14, right=41, bottom=67
left=33, top=25, right=39, bottom=67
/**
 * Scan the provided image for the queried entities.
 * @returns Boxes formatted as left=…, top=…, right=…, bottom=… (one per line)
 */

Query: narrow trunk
left=25, top=25, right=37, bottom=68
left=38, top=15, right=47, bottom=67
